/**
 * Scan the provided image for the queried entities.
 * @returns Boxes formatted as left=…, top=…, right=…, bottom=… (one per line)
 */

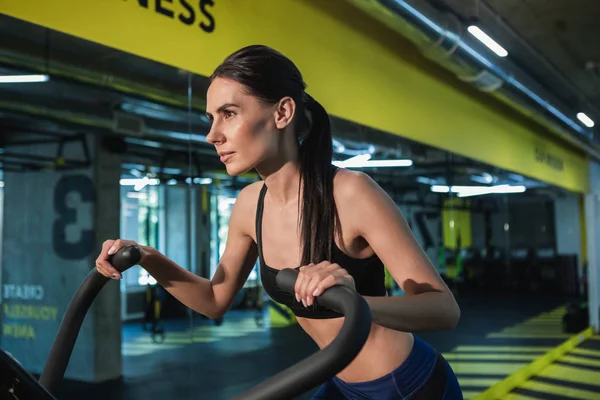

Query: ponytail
left=298, top=94, right=340, bottom=265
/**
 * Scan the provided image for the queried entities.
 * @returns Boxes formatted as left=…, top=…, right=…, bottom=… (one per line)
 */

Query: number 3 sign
left=52, top=175, right=96, bottom=260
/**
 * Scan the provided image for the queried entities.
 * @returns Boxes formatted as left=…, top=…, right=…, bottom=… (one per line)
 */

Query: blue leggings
left=312, top=335, right=463, bottom=399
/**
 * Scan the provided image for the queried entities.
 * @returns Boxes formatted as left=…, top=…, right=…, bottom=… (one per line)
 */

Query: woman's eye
left=224, top=110, right=235, bottom=119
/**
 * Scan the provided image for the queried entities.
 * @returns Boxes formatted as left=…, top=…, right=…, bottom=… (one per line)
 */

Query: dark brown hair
left=209, top=44, right=339, bottom=265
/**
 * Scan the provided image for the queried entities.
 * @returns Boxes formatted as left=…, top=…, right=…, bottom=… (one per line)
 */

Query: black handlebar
left=232, top=268, right=372, bottom=400
left=38, top=245, right=141, bottom=395
left=36, top=246, right=372, bottom=400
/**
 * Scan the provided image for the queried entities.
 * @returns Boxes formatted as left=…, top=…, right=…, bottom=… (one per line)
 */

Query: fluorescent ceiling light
left=120, top=177, right=160, bottom=191
left=186, top=177, right=213, bottom=185
left=334, top=154, right=413, bottom=168
left=333, top=145, right=376, bottom=157
left=120, top=176, right=212, bottom=188
left=332, top=153, right=371, bottom=167
left=353, top=159, right=413, bottom=168
left=431, top=185, right=450, bottom=193
left=0, top=74, right=49, bottom=83
left=467, top=26, right=508, bottom=57
left=457, top=185, right=526, bottom=197
left=470, top=172, right=494, bottom=184
left=431, top=184, right=526, bottom=197
left=332, top=139, right=346, bottom=153
left=138, top=274, right=157, bottom=286
left=577, top=112, right=595, bottom=128
left=120, top=178, right=160, bottom=186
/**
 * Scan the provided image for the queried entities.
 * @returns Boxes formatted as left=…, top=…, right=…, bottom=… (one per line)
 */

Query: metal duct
left=344, top=0, right=600, bottom=160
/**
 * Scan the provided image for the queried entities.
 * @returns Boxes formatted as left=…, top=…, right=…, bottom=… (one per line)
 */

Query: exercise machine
left=0, top=245, right=372, bottom=400
left=142, top=282, right=166, bottom=343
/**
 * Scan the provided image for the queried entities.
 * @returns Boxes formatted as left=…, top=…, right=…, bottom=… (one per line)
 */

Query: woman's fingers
left=294, top=262, right=348, bottom=307
left=95, top=239, right=137, bottom=279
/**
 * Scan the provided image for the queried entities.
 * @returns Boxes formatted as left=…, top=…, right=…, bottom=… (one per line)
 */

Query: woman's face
left=205, top=77, right=293, bottom=176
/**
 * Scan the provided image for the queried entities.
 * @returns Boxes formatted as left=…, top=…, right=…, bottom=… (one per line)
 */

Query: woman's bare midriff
left=297, top=316, right=414, bottom=383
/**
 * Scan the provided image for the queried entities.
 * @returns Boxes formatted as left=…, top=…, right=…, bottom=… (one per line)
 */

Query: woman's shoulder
left=239, top=180, right=265, bottom=197
left=333, top=168, right=378, bottom=200
left=333, top=168, right=393, bottom=224
left=234, top=181, right=264, bottom=211
left=229, top=181, right=264, bottom=237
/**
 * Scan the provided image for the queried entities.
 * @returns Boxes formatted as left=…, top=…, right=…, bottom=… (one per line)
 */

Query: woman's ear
left=274, top=96, right=296, bottom=130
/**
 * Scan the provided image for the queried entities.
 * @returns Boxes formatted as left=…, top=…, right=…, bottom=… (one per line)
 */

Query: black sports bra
left=255, top=183, right=386, bottom=319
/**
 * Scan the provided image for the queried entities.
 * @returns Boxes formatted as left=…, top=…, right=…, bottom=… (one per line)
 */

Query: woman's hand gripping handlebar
left=96, top=239, right=146, bottom=280
left=233, top=268, right=372, bottom=400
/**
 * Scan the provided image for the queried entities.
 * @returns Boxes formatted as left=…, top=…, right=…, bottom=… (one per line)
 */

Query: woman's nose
left=206, top=125, right=222, bottom=144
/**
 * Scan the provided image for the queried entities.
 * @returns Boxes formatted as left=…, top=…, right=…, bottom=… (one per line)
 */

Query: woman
left=96, top=45, right=463, bottom=399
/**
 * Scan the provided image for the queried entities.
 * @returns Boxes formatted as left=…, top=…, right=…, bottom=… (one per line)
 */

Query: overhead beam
left=0, top=91, right=210, bottom=147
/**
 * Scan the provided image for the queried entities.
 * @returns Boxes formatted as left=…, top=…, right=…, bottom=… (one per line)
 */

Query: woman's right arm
left=96, top=184, right=259, bottom=319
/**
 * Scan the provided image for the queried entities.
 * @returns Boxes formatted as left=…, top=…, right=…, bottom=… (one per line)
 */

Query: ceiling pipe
left=343, top=0, right=600, bottom=161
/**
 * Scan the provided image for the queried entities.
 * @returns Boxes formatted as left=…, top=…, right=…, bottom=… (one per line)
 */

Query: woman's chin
left=225, top=162, right=253, bottom=177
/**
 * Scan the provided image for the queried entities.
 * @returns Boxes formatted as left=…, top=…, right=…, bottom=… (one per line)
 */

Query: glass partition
left=119, top=182, right=160, bottom=316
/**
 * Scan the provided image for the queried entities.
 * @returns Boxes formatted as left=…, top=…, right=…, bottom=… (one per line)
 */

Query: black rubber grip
left=38, top=245, right=141, bottom=395
left=274, top=268, right=299, bottom=295
left=233, top=268, right=372, bottom=400
left=109, top=245, right=142, bottom=272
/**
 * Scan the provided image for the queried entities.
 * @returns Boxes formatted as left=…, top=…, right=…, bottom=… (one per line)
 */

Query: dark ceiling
left=440, top=0, right=600, bottom=118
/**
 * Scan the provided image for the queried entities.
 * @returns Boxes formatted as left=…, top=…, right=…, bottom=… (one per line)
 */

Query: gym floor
left=54, top=292, right=588, bottom=400
left=507, top=335, right=600, bottom=399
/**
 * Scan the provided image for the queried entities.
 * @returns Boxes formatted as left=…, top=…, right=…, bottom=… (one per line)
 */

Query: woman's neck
left=256, top=130, right=302, bottom=205
left=261, top=161, right=302, bottom=206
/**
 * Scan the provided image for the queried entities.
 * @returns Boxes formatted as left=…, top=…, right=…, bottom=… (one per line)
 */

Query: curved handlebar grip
left=275, top=267, right=299, bottom=294
left=235, top=268, right=372, bottom=400
left=39, top=245, right=141, bottom=395
left=275, top=268, right=358, bottom=315
left=108, top=245, right=142, bottom=272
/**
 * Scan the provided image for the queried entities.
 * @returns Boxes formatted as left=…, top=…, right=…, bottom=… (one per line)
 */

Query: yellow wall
left=0, top=0, right=589, bottom=193
left=442, top=199, right=472, bottom=250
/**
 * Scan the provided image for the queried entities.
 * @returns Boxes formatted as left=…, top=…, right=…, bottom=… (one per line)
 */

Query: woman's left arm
left=344, top=172, right=460, bottom=332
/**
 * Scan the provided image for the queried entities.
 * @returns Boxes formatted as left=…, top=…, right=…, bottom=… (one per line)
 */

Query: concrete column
left=553, top=195, right=583, bottom=282
left=164, top=185, right=191, bottom=271
left=587, top=161, right=600, bottom=330
left=161, top=184, right=211, bottom=277
left=91, top=136, right=123, bottom=381
left=1, top=133, right=123, bottom=382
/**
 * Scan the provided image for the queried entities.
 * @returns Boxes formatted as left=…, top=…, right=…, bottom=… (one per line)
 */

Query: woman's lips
left=220, top=152, right=235, bottom=163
